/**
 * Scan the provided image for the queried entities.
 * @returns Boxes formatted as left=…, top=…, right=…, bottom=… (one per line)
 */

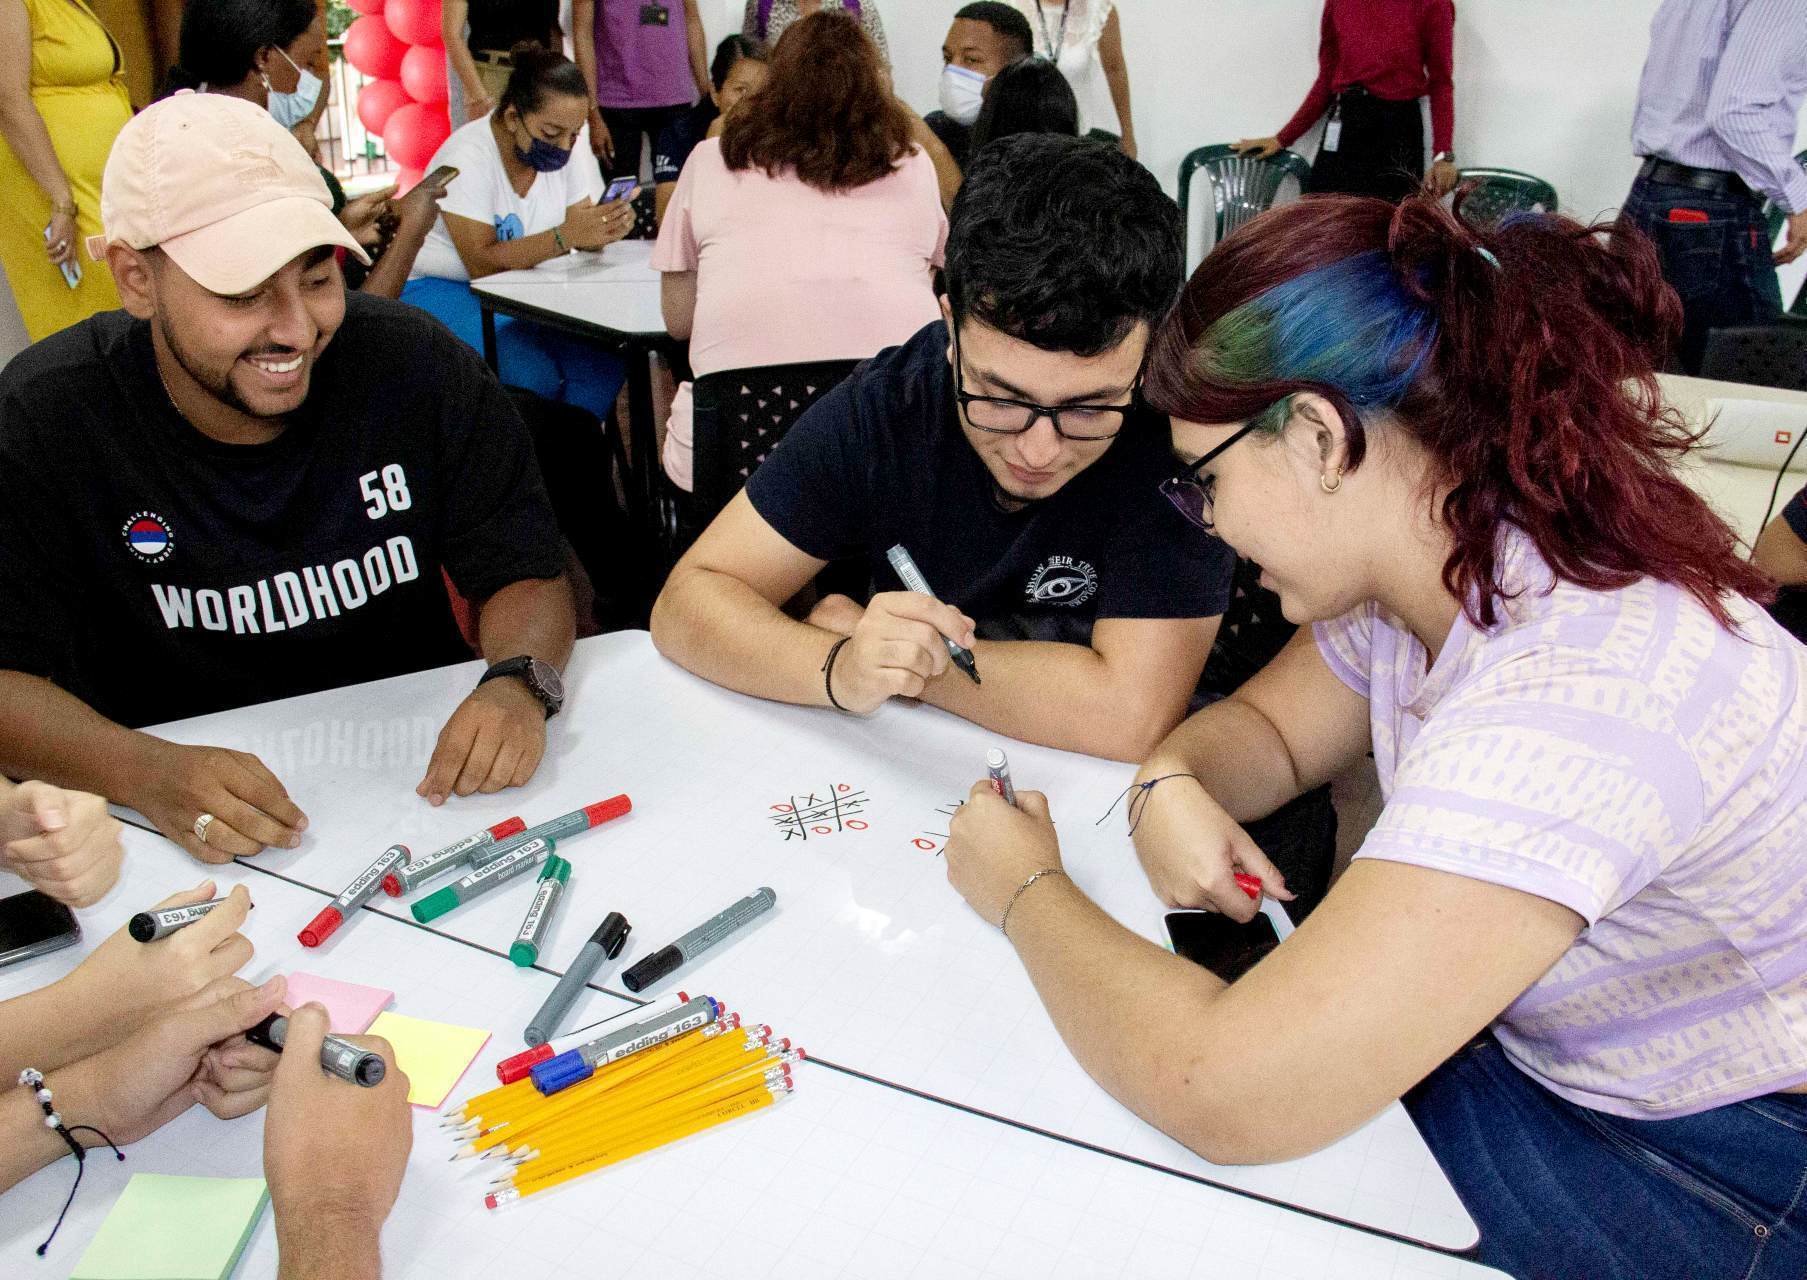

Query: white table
left=470, top=241, right=668, bottom=527
left=105, top=631, right=1480, bottom=1256
left=1661, top=372, right=1807, bottom=544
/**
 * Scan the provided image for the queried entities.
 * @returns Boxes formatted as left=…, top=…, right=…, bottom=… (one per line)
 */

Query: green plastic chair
left=1178, top=144, right=1313, bottom=265
left=1454, top=168, right=1559, bottom=226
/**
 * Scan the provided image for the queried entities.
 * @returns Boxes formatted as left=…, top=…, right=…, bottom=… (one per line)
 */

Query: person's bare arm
left=1752, top=506, right=1807, bottom=587
left=572, top=0, right=613, bottom=165
left=684, top=0, right=709, bottom=99
left=357, top=178, right=449, bottom=299
left=0, top=0, right=77, bottom=266
left=945, top=789, right=1582, bottom=1164
left=914, top=616, right=1215, bottom=762
left=0, top=672, right=307, bottom=861
left=904, top=107, right=962, bottom=210
left=650, top=493, right=844, bottom=707
left=442, top=0, right=491, bottom=124
left=661, top=270, right=697, bottom=338
left=1098, top=8, right=1136, bottom=159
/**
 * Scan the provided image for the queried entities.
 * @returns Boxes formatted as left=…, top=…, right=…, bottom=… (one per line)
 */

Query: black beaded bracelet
left=821, top=636, right=853, bottom=713
left=18, top=1068, right=123, bottom=1256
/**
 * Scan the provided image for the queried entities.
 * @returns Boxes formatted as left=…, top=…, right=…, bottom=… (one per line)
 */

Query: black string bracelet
left=821, top=636, right=853, bottom=713
left=1096, top=772, right=1201, bottom=835
left=19, top=1068, right=124, bottom=1257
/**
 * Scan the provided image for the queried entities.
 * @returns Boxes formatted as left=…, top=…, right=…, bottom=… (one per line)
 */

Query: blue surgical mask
left=267, top=48, right=322, bottom=129
left=939, top=63, right=987, bottom=127
left=515, top=134, right=573, bottom=173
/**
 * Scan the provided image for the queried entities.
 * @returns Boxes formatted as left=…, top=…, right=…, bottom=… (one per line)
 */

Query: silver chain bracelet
left=999, top=868, right=1067, bottom=936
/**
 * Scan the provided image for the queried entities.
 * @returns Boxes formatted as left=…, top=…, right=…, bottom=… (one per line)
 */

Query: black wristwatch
left=478, top=656, right=564, bottom=718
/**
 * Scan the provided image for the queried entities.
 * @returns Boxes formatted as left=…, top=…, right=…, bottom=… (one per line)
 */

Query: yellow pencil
left=464, top=1031, right=772, bottom=1157
left=502, top=1057, right=791, bottom=1167
left=485, top=1080, right=790, bottom=1207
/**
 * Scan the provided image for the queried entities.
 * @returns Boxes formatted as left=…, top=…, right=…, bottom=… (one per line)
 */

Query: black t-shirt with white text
left=744, top=321, right=1235, bottom=647
left=0, top=292, right=565, bottom=727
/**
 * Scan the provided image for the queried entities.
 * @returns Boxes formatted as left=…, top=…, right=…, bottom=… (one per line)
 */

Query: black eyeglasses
left=1159, top=420, right=1261, bottom=531
left=950, top=325, right=1137, bottom=442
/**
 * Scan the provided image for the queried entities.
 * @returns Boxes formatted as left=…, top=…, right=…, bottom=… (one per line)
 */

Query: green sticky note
left=72, top=1173, right=268, bottom=1279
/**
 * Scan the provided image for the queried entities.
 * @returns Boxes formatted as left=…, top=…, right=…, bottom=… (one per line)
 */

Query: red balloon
left=356, top=78, right=411, bottom=137
left=384, top=0, right=444, bottom=49
left=345, top=0, right=385, bottom=15
left=343, top=15, right=407, bottom=80
left=383, top=101, right=451, bottom=173
left=400, top=44, right=448, bottom=105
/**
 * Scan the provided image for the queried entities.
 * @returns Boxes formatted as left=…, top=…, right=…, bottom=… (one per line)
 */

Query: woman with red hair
left=942, top=190, right=1807, bottom=1278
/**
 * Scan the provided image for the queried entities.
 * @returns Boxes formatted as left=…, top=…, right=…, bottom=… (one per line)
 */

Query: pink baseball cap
left=95, top=90, right=369, bottom=294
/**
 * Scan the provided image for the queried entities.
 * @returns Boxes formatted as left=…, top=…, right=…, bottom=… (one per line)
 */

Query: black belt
left=1638, top=157, right=1753, bottom=200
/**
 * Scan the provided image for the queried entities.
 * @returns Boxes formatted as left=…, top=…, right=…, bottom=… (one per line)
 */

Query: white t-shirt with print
left=409, top=116, right=603, bottom=283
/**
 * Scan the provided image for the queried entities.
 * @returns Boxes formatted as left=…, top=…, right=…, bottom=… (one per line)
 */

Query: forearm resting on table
left=0, top=977, right=123, bottom=1083
left=650, top=567, right=839, bottom=707
left=276, top=1210, right=384, bottom=1280
left=0, top=1086, right=94, bottom=1194
left=1138, top=696, right=1306, bottom=822
left=919, top=639, right=1181, bottom=762
left=0, top=671, right=159, bottom=808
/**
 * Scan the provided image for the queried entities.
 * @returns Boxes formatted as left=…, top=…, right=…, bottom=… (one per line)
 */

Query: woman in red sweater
left=1234, top=0, right=1456, bottom=201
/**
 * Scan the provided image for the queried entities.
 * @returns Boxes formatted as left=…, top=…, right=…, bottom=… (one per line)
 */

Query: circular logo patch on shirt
left=1025, top=556, right=1097, bottom=607
left=122, top=511, right=174, bottom=564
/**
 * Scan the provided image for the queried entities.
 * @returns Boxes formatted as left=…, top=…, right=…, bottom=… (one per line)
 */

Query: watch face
left=528, top=658, right=564, bottom=704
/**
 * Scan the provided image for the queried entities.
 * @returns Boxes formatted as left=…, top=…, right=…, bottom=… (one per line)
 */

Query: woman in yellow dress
left=0, top=0, right=132, bottom=342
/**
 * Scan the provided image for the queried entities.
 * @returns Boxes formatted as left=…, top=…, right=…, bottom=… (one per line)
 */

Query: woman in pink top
left=652, top=11, right=945, bottom=492
left=939, top=189, right=1807, bottom=1279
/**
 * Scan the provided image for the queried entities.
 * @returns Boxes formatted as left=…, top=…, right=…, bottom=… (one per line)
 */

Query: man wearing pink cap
left=0, top=93, right=577, bottom=864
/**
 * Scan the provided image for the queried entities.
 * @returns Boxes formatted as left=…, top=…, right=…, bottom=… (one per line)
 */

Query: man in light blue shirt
left=1620, top=0, right=1806, bottom=372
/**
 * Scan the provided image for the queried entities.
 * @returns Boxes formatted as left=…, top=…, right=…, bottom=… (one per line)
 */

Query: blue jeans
left=1406, top=1036, right=1807, bottom=1279
left=1619, top=174, right=1784, bottom=373
left=400, top=276, right=627, bottom=423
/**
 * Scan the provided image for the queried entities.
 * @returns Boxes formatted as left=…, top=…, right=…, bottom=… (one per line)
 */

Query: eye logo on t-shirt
left=494, top=213, right=525, bottom=242
left=1025, top=555, right=1097, bottom=607
left=121, top=511, right=174, bottom=564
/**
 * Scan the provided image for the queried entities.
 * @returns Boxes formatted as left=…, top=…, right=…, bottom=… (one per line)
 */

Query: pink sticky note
left=282, top=973, right=394, bottom=1034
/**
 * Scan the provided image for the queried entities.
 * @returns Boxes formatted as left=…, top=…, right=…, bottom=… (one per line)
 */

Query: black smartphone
left=421, top=164, right=460, bottom=189
left=0, top=889, right=81, bottom=969
left=1165, top=909, right=1281, bottom=983
left=602, top=176, right=639, bottom=204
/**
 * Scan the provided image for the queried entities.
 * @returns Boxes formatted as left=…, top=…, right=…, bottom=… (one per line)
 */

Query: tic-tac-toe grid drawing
left=126, top=631, right=1479, bottom=1252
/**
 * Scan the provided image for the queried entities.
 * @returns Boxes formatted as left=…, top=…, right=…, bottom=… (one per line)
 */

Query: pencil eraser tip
left=297, top=907, right=341, bottom=948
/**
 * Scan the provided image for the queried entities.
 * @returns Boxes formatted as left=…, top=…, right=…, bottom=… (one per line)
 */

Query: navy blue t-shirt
left=744, top=321, right=1236, bottom=648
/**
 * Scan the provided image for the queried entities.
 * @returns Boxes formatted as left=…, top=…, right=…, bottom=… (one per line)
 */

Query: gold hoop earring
left=1319, top=471, right=1342, bottom=494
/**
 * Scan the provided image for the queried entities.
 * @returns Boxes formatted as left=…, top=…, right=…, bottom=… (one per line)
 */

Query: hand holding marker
left=246, top=1011, right=386, bottom=1087
left=129, top=896, right=245, bottom=942
left=886, top=544, right=980, bottom=684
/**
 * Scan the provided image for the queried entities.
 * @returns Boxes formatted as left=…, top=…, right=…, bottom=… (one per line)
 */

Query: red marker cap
left=297, top=906, right=343, bottom=948
left=488, top=816, right=527, bottom=841
left=581, top=795, right=632, bottom=827
left=495, top=1044, right=555, bottom=1084
left=1233, top=873, right=1262, bottom=900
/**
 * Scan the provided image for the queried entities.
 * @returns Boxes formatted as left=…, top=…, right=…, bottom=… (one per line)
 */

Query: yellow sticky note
left=366, top=1011, right=491, bottom=1107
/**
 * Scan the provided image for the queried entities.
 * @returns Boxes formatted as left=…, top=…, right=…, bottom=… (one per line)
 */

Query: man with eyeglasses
left=651, top=135, right=1235, bottom=763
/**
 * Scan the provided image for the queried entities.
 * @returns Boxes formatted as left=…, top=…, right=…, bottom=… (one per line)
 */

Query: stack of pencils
left=441, top=997, right=801, bottom=1208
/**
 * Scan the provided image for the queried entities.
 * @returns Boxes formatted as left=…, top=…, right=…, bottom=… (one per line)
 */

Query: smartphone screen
left=1165, top=910, right=1281, bottom=983
left=0, top=890, right=81, bottom=969
left=602, top=176, right=638, bottom=204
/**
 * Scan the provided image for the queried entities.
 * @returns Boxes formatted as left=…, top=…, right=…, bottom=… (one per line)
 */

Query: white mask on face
left=939, top=63, right=987, bottom=127
left=267, top=47, right=323, bottom=130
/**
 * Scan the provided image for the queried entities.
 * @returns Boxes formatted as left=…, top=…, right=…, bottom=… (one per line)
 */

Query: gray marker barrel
left=509, top=857, right=571, bottom=967
left=246, top=1013, right=385, bottom=1087
left=129, top=898, right=227, bottom=943
left=986, top=747, right=1017, bottom=806
left=885, top=545, right=980, bottom=684
left=383, top=816, right=526, bottom=897
left=300, top=844, right=410, bottom=947
left=412, top=836, right=555, bottom=923
left=620, top=887, right=777, bottom=992
left=386, top=797, right=629, bottom=898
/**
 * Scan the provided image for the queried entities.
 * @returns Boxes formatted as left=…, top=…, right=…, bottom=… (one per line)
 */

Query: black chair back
left=1698, top=326, right=1807, bottom=393
left=690, top=359, right=862, bottom=524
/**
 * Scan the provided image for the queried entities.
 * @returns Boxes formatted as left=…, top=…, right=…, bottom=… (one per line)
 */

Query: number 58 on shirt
left=359, top=464, right=413, bottom=520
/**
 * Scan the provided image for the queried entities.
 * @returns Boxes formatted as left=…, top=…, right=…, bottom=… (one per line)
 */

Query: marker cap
left=582, top=795, right=632, bottom=827
left=489, top=816, right=527, bottom=841
left=539, top=856, right=571, bottom=885
left=530, top=1049, right=591, bottom=1095
left=620, top=943, right=681, bottom=993
left=297, top=906, right=343, bottom=948
left=1233, top=873, right=1262, bottom=901
left=411, top=886, right=459, bottom=924
left=495, top=1044, right=555, bottom=1085
left=381, top=872, right=405, bottom=898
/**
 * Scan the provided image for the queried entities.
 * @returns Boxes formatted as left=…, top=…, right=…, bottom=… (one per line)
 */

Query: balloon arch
left=342, top=0, right=449, bottom=191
